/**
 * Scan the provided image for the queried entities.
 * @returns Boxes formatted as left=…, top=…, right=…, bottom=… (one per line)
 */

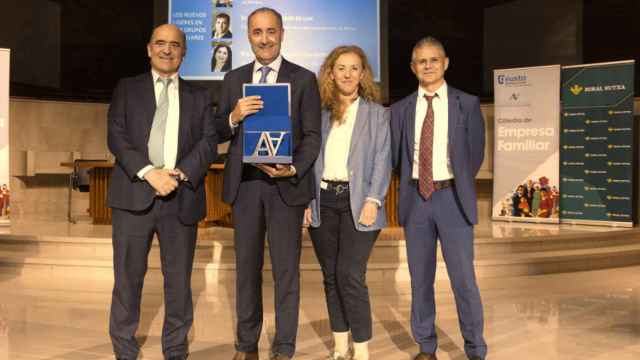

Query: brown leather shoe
left=232, top=351, right=259, bottom=360
left=414, top=352, right=437, bottom=360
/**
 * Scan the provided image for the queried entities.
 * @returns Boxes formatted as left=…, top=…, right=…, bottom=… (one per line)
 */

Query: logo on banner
left=497, top=74, right=527, bottom=86
left=252, top=131, right=287, bottom=157
left=569, top=84, right=584, bottom=95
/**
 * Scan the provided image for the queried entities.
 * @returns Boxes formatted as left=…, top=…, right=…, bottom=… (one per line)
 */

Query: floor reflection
left=0, top=266, right=638, bottom=359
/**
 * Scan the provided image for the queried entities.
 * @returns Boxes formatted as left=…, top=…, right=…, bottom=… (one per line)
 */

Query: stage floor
left=0, top=220, right=639, bottom=359
left=1, top=265, right=639, bottom=359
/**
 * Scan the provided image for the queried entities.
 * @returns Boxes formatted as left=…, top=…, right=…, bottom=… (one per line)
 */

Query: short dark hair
left=216, top=12, right=230, bottom=23
left=411, top=36, right=447, bottom=62
left=247, top=7, right=283, bottom=29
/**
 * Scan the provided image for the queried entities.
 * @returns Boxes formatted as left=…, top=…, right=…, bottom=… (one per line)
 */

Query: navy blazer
left=309, top=99, right=391, bottom=231
left=216, top=58, right=322, bottom=206
left=390, top=85, right=485, bottom=225
left=107, top=72, right=218, bottom=225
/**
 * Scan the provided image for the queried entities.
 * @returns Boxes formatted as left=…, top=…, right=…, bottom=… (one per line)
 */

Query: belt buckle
left=335, top=184, right=347, bottom=195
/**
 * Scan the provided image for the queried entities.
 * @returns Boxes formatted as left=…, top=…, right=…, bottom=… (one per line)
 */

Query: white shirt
left=412, top=82, right=453, bottom=181
left=137, top=70, right=180, bottom=179
left=251, top=55, right=282, bottom=84
left=322, top=97, right=359, bottom=181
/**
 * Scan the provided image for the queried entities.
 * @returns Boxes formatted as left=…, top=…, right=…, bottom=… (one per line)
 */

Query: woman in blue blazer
left=304, top=45, right=391, bottom=360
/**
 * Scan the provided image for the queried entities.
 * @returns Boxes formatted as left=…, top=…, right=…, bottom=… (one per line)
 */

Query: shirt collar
left=253, top=55, right=283, bottom=76
left=418, top=81, right=447, bottom=101
left=151, top=70, right=179, bottom=89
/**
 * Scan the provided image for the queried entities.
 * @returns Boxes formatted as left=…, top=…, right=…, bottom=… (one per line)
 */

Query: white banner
left=492, top=65, right=561, bottom=223
left=0, top=49, right=9, bottom=224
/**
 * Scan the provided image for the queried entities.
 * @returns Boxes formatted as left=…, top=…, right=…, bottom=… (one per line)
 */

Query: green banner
left=560, top=61, right=635, bottom=226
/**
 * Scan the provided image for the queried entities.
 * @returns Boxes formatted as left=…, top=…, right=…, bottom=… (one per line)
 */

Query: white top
left=137, top=70, right=181, bottom=179
left=412, top=82, right=453, bottom=181
left=322, top=97, right=360, bottom=181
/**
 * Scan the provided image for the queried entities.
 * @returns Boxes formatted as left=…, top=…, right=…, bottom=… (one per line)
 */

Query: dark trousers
left=109, top=199, right=197, bottom=359
left=404, top=185, right=487, bottom=359
left=232, top=179, right=305, bottom=358
left=309, top=188, right=379, bottom=342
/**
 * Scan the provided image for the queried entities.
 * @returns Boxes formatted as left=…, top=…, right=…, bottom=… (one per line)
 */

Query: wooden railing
left=64, top=162, right=400, bottom=227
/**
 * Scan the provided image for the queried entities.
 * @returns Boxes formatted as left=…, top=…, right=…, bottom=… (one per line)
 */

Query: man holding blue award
left=215, top=7, right=321, bottom=360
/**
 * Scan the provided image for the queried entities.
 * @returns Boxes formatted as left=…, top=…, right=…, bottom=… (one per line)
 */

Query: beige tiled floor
left=0, top=220, right=639, bottom=359
left=1, top=263, right=639, bottom=359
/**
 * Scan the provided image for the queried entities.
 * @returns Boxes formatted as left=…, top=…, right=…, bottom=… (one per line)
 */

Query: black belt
left=412, top=179, right=454, bottom=191
left=321, top=180, right=349, bottom=195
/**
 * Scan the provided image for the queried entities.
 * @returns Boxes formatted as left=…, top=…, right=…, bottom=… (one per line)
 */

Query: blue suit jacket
left=107, top=72, right=218, bottom=225
left=390, top=85, right=485, bottom=226
left=309, top=99, right=391, bottom=231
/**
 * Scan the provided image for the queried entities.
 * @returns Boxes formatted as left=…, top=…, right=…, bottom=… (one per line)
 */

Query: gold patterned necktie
left=418, top=93, right=437, bottom=199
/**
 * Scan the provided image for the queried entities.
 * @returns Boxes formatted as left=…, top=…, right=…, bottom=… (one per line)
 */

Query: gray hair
left=411, top=36, right=446, bottom=62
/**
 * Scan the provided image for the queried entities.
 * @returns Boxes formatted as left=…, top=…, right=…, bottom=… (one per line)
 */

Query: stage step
left=1, top=223, right=640, bottom=282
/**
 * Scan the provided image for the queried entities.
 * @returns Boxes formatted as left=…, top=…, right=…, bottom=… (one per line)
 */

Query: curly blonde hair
left=318, top=46, right=381, bottom=124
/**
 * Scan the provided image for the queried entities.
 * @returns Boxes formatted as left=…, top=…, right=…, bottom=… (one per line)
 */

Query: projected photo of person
left=214, top=0, right=232, bottom=7
left=212, top=12, right=232, bottom=39
left=211, top=43, right=232, bottom=73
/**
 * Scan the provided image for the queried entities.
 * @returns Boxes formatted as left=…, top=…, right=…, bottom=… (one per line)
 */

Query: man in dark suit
left=107, top=24, right=217, bottom=360
left=390, top=37, right=487, bottom=360
left=215, top=7, right=321, bottom=360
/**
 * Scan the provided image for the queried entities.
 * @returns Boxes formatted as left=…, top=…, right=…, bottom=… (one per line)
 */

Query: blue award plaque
left=242, top=83, right=292, bottom=163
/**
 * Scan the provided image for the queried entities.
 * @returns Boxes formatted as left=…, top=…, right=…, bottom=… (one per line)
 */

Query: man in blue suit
left=390, top=37, right=487, bottom=360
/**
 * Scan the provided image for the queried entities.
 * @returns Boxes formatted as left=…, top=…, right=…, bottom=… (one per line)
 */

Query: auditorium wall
left=5, top=98, right=636, bottom=223
left=9, top=98, right=109, bottom=221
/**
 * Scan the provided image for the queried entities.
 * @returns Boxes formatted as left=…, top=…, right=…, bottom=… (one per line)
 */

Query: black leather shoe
left=233, top=351, right=259, bottom=360
left=468, top=357, right=483, bottom=360
left=167, top=356, right=188, bottom=360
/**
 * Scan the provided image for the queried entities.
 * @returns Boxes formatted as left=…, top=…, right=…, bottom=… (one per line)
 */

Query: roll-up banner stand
left=492, top=65, right=561, bottom=223
left=560, top=60, right=635, bottom=227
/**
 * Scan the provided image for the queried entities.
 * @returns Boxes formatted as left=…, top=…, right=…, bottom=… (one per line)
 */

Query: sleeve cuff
left=229, top=114, right=238, bottom=130
left=137, top=165, right=155, bottom=180
left=366, top=197, right=382, bottom=207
